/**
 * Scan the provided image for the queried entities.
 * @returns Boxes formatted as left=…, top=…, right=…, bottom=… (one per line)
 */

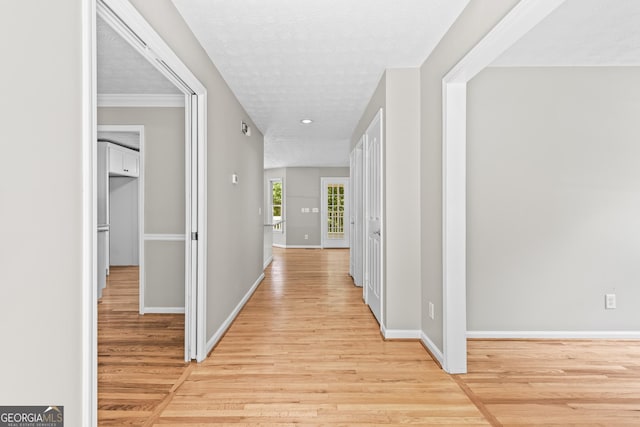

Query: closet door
left=364, top=110, right=383, bottom=324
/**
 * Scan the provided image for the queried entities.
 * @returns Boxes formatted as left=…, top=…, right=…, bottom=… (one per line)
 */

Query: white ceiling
left=97, top=15, right=180, bottom=94
left=170, top=0, right=469, bottom=168
left=493, top=0, right=640, bottom=67
left=98, top=0, right=640, bottom=168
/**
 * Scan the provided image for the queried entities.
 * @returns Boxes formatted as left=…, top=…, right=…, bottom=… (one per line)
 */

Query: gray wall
left=98, top=107, right=186, bottom=309
left=129, top=0, right=264, bottom=341
left=351, top=71, right=386, bottom=151
left=109, top=176, right=139, bottom=266
left=286, top=167, right=350, bottom=246
left=351, top=69, right=421, bottom=331
left=385, top=69, right=421, bottom=330
left=0, top=0, right=85, bottom=423
left=265, top=167, right=350, bottom=247
left=419, top=0, right=519, bottom=349
left=467, top=67, right=640, bottom=331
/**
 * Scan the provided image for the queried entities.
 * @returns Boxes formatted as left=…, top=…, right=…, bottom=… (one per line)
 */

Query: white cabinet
left=108, top=144, right=139, bottom=177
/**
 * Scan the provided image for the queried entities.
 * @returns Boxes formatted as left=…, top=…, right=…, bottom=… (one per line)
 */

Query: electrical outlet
left=428, top=302, right=435, bottom=320
left=304, top=234, right=309, bottom=240
left=605, top=294, right=616, bottom=309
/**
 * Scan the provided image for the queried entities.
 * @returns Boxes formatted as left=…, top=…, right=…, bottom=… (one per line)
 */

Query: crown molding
left=97, top=93, right=185, bottom=107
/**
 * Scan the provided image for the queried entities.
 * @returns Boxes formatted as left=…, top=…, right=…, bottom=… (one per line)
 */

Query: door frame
left=320, top=177, right=350, bottom=248
left=349, top=138, right=365, bottom=287
left=97, top=124, right=146, bottom=313
left=84, top=0, right=209, bottom=424
left=440, top=0, right=566, bottom=374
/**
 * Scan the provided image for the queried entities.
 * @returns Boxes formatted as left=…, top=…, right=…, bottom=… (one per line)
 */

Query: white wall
left=467, top=66, right=640, bottom=332
left=351, top=68, right=422, bottom=331
left=419, top=0, right=519, bottom=350
left=0, top=1, right=85, bottom=423
left=128, top=0, right=264, bottom=344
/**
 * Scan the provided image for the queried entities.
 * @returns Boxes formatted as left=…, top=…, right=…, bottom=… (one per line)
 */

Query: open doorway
left=90, top=0, right=208, bottom=423
left=96, top=0, right=207, bottom=362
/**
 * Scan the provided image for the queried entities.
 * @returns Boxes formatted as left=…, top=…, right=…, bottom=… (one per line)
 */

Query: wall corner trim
left=97, top=93, right=185, bottom=108
left=206, top=273, right=265, bottom=355
left=467, top=331, right=640, bottom=339
left=420, top=332, right=444, bottom=366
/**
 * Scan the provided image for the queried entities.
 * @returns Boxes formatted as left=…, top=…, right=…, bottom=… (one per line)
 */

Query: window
left=271, top=179, right=282, bottom=231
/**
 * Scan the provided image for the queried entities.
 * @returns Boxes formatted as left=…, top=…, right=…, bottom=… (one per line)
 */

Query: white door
left=349, top=153, right=356, bottom=276
left=350, top=139, right=365, bottom=287
left=321, top=177, right=350, bottom=248
left=364, top=110, right=383, bottom=324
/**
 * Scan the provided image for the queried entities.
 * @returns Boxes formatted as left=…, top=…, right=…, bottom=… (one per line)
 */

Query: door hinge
left=191, top=232, right=198, bottom=241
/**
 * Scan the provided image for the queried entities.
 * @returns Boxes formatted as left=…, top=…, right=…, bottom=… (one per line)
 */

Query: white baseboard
left=467, top=330, right=640, bottom=339
left=263, top=256, right=273, bottom=270
left=420, top=332, right=445, bottom=366
left=383, top=328, right=421, bottom=339
left=206, top=273, right=265, bottom=355
left=272, top=244, right=323, bottom=249
left=142, top=307, right=185, bottom=314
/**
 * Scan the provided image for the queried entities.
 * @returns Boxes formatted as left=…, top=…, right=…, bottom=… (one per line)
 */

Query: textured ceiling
left=171, top=0, right=470, bottom=168
left=493, top=0, right=640, bottom=67
left=97, top=15, right=180, bottom=94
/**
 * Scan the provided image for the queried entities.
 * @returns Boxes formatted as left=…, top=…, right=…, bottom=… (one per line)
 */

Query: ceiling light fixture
left=300, top=119, right=313, bottom=124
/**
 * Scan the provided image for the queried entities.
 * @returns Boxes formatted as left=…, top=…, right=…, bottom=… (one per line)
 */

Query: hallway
left=150, top=247, right=486, bottom=425
left=97, top=249, right=640, bottom=426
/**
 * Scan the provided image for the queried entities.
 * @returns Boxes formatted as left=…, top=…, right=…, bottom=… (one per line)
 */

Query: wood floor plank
left=98, top=266, right=188, bottom=426
left=461, top=339, right=640, bottom=426
left=98, top=250, right=640, bottom=426
left=153, top=248, right=488, bottom=425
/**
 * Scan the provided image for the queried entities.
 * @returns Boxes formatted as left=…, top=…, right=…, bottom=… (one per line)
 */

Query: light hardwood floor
left=98, top=249, right=640, bottom=426
left=98, top=266, right=188, bottom=426
left=462, top=339, right=640, bottom=426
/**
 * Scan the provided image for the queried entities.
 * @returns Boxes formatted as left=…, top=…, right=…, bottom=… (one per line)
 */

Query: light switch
left=312, top=208, right=319, bottom=213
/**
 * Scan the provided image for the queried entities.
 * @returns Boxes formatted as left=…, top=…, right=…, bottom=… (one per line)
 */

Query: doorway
left=87, top=0, right=209, bottom=423
left=349, top=138, right=364, bottom=287
left=321, top=177, right=350, bottom=248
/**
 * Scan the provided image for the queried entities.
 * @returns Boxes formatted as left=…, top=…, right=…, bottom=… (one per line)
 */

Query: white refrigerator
left=97, top=141, right=109, bottom=298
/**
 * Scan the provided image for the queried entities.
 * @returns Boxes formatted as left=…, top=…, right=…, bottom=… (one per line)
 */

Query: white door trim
left=321, top=177, right=350, bottom=248
left=85, top=1, right=209, bottom=424
left=440, top=0, right=566, bottom=374
left=81, top=0, right=96, bottom=425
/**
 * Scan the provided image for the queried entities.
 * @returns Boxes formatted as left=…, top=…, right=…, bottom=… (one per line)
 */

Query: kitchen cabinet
left=109, top=144, right=139, bottom=177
